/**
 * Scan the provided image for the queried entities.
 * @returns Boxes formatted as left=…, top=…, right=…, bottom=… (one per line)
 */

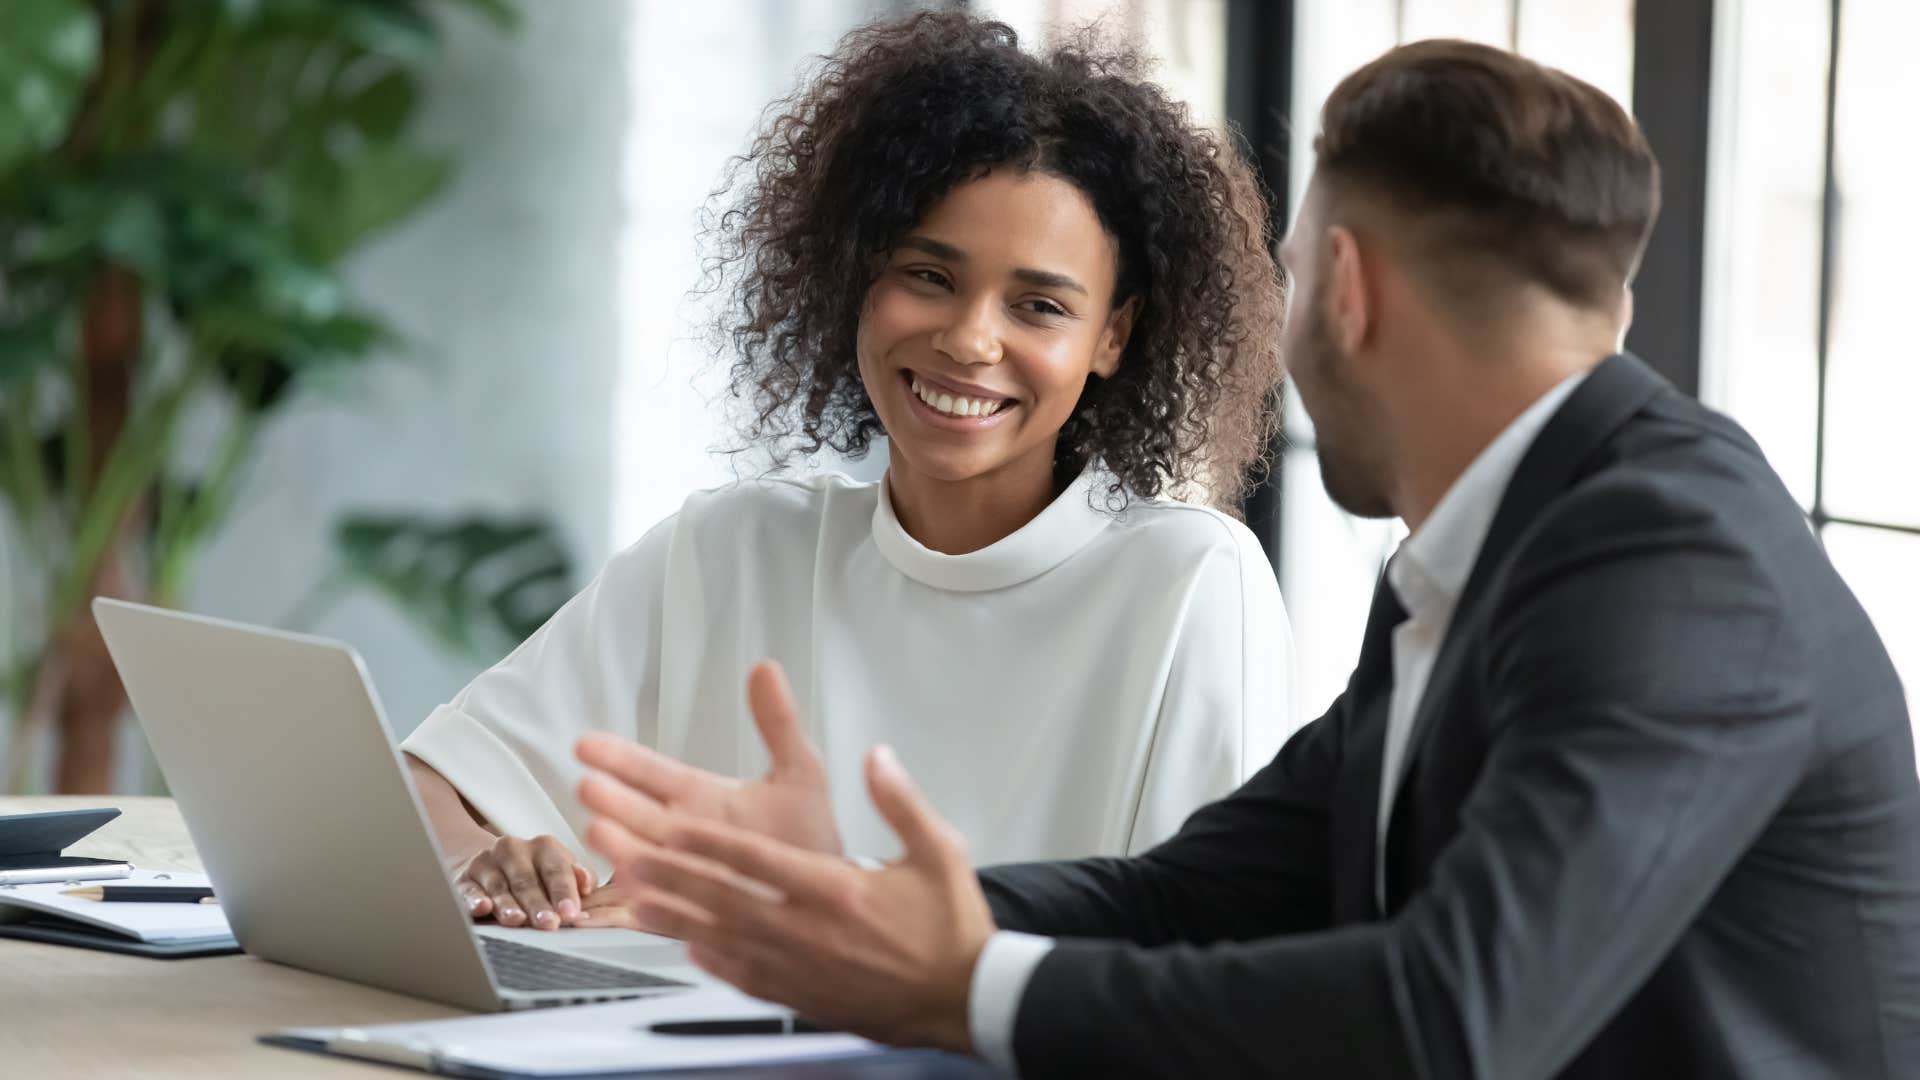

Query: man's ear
left=1325, top=225, right=1371, bottom=355
left=1091, top=296, right=1139, bottom=379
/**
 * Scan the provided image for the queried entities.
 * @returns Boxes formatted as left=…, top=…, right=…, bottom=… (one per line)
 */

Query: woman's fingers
left=465, top=858, right=526, bottom=927
left=532, top=838, right=584, bottom=925
left=456, top=877, right=493, bottom=919
left=494, top=838, right=561, bottom=930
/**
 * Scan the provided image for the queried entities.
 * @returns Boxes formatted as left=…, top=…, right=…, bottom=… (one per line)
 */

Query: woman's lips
left=901, top=371, right=1018, bottom=429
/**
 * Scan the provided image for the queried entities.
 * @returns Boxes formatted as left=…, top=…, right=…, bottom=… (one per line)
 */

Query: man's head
left=1278, top=40, right=1660, bottom=519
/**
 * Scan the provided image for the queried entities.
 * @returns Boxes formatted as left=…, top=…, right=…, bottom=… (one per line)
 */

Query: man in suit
left=570, top=40, right=1920, bottom=1077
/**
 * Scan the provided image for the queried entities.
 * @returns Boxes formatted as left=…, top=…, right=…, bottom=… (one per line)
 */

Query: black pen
left=648, top=1017, right=834, bottom=1036
left=61, top=885, right=218, bottom=904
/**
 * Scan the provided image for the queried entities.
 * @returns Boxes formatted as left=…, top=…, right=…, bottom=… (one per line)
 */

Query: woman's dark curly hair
left=705, top=11, right=1285, bottom=509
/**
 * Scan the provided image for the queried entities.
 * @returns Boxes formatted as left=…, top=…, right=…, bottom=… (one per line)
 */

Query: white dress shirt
left=403, top=465, right=1298, bottom=873
left=967, top=370, right=1590, bottom=1075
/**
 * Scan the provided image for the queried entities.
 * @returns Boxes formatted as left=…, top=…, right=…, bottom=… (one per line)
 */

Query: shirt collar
left=871, top=465, right=1114, bottom=593
left=1388, top=369, right=1591, bottom=624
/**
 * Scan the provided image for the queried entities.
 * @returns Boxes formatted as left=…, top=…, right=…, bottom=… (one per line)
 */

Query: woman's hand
left=575, top=661, right=845, bottom=858
left=447, top=834, right=596, bottom=930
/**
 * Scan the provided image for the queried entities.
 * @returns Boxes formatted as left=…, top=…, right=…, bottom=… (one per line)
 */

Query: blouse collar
left=871, top=465, right=1114, bottom=593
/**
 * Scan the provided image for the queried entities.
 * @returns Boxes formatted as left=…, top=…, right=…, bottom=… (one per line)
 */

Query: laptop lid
left=93, top=598, right=503, bottom=1012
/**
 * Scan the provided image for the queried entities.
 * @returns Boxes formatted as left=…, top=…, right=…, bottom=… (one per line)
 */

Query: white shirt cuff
left=968, top=930, right=1056, bottom=1076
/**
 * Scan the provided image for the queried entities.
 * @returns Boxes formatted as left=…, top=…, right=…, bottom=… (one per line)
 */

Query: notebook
left=263, top=986, right=895, bottom=1077
left=0, top=806, right=132, bottom=884
left=0, top=868, right=240, bottom=958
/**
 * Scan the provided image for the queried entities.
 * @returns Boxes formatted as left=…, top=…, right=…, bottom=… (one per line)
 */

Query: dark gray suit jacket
left=980, top=354, right=1920, bottom=1078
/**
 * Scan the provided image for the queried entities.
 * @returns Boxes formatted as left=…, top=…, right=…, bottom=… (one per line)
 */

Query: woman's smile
left=901, top=370, right=1019, bottom=430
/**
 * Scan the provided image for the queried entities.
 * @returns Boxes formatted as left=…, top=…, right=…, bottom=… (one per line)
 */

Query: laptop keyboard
left=482, top=934, right=690, bottom=993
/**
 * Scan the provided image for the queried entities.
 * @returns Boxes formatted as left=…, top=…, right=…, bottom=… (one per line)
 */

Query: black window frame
left=1232, top=0, right=1725, bottom=571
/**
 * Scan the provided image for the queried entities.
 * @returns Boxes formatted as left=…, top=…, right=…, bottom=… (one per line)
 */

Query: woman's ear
left=1092, top=296, right=1139, bottom=379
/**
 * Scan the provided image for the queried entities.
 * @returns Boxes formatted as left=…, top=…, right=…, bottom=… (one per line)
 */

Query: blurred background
left=0, top=0, right=1911, bottom=794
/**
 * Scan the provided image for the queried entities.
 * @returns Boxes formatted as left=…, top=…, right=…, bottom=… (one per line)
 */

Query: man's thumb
left=866, top=745, right=957, bottom=865
left=748, top=661, right=817, bottom=776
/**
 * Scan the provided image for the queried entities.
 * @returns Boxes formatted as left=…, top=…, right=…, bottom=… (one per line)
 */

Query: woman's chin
left=883, top=443, right=1010, bottom=488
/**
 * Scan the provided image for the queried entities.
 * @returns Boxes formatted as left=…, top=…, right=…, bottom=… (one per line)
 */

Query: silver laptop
left=93, top=598, right=697, bottom=1011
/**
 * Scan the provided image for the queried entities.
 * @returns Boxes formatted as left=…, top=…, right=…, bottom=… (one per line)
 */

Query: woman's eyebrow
left=1011, top=267, right=1087, bottom=296
left=899, top=235, right=1088, bottom=296
left=900, top=235, right=966, bottom=261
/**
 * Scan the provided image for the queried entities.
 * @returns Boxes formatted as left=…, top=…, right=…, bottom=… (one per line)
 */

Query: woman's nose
left=932, top=297, right=1004, bottom=367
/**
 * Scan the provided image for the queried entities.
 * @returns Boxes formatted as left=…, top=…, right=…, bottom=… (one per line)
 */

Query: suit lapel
left=1379, top=354, right=1670, bottom=899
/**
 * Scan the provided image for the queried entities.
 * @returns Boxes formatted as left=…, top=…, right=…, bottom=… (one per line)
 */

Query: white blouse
left=401, top=468, right=1297, bottom=872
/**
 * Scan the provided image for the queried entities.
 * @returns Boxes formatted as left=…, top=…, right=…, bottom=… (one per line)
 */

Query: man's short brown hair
left=1315, top=39, right=1660, bottom=312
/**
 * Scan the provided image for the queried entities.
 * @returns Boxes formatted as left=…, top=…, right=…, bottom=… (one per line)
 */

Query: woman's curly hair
left=704, top=11, right=1285, bottom=509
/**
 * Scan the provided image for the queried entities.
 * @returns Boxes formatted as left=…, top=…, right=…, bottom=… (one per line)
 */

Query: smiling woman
left=393, top=10, right=1297, bottom=935
left=861, top=170, right=1140, bottom=555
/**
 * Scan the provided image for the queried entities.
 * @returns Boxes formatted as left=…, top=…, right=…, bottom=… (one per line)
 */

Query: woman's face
left=856, top=169, right=1135, bottom=492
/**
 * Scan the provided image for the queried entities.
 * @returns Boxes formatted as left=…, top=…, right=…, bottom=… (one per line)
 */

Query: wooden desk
left=0, top=797, right=996, bottom=1079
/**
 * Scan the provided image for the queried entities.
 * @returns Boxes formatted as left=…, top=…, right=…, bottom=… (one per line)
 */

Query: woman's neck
left=886, top=450, right=1063, bottom=556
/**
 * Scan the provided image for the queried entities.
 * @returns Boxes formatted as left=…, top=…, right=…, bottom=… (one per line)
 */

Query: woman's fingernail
left=536, top=912, right=558, bottom=930
left=503, top=907, right=521, bottom=922
left=575, top=910, right=592, bottom=923
left=557, top=900, right=579, bottom=920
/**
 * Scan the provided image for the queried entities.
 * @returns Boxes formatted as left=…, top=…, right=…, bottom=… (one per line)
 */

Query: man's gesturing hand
left=574, top=661, right=844, bottom=858
left=583, top=744, right=996, bottom=1054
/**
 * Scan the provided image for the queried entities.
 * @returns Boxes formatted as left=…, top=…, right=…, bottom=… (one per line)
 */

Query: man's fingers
left=684, top=941, right=789, bottom=1005
left=631, top=887, right=719, bottom=941
left=662, top=817, right=845, bottom=909
left=575, top=733, right=703, bottom=806
left=583, top=815, right=653, bottom=871
left=864, top=745, right=959, bottom=866
left=577, top=771, right=673, bottom=844
left=747, top=662, right=819, bottom=778
left=628, top=845, right=793, bottom=943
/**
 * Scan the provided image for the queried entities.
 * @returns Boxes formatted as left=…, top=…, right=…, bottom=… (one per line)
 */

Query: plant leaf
left=342, top=70, right=418, bottom=142
left=332, top=513, right=573, bottom=658
left=324, top=143, right=450, bottom=260
left=0, top=0, right=98, bottom=173
left=0, top=309, right=65, bottom=386
left=444, top=0, right=519, bottom=30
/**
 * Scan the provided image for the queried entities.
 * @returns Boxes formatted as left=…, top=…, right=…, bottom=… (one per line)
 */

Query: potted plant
left=0, top=0, right=570, bottom=793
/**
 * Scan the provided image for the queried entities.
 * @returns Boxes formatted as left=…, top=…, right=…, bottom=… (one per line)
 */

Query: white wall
left=188, top=1, right=636, bottom=743
left=615, top=0, right=894, bottom=545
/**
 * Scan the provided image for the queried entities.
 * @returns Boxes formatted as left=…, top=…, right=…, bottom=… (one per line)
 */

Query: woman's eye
left=1021, top=298, right=1068, bottom=318
left=907, top=268, right=951, bottom=289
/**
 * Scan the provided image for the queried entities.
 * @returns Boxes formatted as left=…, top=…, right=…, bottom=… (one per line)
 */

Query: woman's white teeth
left=912, top=376, right=1004, bottom=419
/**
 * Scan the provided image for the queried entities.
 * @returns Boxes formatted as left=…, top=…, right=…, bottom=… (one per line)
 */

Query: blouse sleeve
left=1125, top=518, right=1298, bottom=855
left=399, top=517, right=677, bottom=877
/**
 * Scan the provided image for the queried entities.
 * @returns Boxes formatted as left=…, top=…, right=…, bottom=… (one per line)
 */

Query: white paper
left=277, top=987, right=884, bottom=1076
left=0, top=869, right=232, bottom=944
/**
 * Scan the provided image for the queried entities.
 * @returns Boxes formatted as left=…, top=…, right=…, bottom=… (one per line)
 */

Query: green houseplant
left=0, top=0, right=572, bottom=793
